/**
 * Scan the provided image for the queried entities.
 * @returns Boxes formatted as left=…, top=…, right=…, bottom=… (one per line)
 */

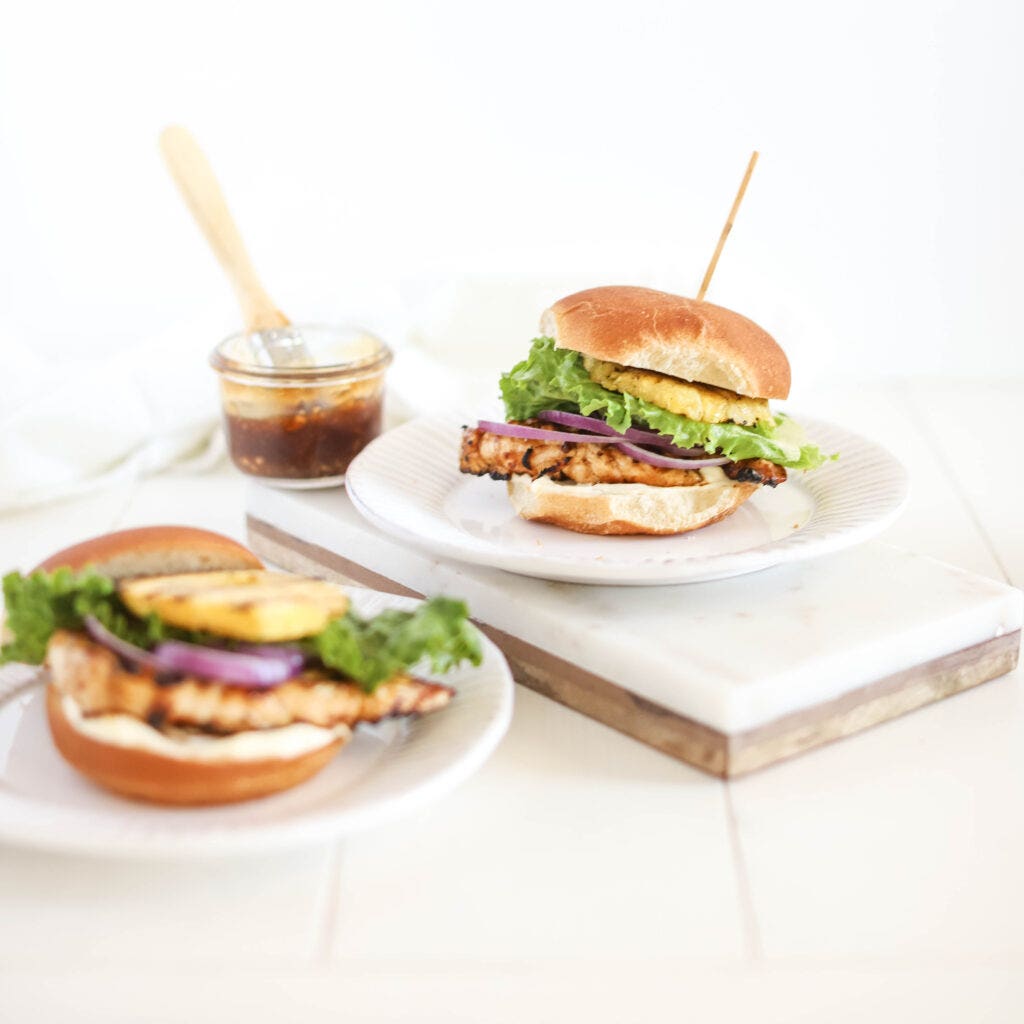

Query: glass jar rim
left=209, top=324, right=393, bottom=383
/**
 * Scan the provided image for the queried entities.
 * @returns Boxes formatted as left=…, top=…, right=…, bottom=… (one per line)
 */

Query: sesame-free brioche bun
left=36, top=525, right=263, bottom=579
left=539, top=285, right=790, bottom=400
left=507, top=475, right=758, bottom=536
left=35, top=528, right=342, bottom=805
left=46, top=685, right=346, bottom=806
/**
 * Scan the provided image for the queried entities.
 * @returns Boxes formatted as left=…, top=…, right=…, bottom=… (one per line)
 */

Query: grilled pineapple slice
left=583, top=356, right=774, bottom=426
left=119, top=570, right=349, bottom=642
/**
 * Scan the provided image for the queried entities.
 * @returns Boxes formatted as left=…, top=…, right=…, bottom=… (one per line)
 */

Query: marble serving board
left=246, top=484, right=1023, bottom=778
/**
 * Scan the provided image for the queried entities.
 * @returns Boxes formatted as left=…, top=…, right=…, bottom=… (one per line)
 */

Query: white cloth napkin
left=0, top=317, right=226, bottom=513
left=0, top=275, right=593, bottom=512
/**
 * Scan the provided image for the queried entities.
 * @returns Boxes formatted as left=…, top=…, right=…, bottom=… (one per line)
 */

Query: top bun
left=36, top=526, right=263, bottom=579
left=539, top=285, right=790, bottom=400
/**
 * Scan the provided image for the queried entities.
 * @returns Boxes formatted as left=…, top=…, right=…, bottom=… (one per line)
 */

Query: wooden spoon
left=159, top=124, right=311, bottom=366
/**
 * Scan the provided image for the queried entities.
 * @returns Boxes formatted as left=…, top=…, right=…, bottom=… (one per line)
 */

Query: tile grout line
left=316, top=841, right=346, bottom=966
left=722, top=782, right=763, bottom=964
left=902, top=380, right=1013, bottom=586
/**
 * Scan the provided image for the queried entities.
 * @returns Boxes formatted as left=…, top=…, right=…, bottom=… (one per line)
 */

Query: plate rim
left=345, top=414, right=910, bottom=585
left=0, top=589, right=514, bottom=859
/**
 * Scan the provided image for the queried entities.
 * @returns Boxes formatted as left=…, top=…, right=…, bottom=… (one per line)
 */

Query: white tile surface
left=907, top=378, right=1024, bottom=587
left=1, top=378, right=1023, bottom=1017
left=114, top=468, right=248, bottom=542
left=798, top=381, right=1007, bottom=580
left=731, top=662, right=1024, bottom=959
left=0, top=843, right=336, bottom=966
left=2, top=963, right=1022, bottom=1024
left=331, top=688, right=747, bottom=960
left=0, top=484, right=136, bottom=574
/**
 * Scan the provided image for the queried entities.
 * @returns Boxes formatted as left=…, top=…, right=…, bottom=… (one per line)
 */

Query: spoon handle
left=160, top=125, right=288, bottom=333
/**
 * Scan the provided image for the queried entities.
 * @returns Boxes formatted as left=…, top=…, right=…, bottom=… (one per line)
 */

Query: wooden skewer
left=696, top=150, right=759, bottom=302
left=160, top=124, right=289, bottom=334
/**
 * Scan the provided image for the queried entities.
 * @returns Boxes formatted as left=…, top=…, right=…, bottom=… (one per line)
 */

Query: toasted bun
left=540, top=285, right=790, bottom=400
left=46, top=685, right=345, bottom=805
left=507, top=476, right=757, bottom=535
left=36, top=526, right=263, bottom=579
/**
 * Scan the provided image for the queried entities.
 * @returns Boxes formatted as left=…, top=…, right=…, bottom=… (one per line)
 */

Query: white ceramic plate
left=346, top=415, right=908, bottom=585
left=0, top=589, right=513, bottom=858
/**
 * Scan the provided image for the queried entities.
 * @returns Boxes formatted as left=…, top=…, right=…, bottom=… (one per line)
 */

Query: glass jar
left=210, top=325, right=392, bottom=488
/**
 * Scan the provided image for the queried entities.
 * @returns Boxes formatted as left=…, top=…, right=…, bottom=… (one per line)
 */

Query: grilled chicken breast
left=48, top=630, right=453, bottom=734
left=460, top=423, right=787, bottom=488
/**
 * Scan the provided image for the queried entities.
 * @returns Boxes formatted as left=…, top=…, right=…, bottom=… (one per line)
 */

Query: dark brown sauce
left=225, top=396, right=383, bottom=479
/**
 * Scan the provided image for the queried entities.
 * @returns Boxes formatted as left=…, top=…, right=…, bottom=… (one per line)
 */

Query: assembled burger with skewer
left=460, top=285, right=829, bottom=535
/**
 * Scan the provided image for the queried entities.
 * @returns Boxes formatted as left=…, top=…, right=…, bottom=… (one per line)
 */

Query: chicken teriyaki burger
left=460, top=285, right=830, bottom=535
left=0, top=526, right=481, bottom=805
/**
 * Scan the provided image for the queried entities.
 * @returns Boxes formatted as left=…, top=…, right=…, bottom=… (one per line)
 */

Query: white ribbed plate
left=0, top=589, right=513, bottom=858
left=345, top=416, right=908, bottom=585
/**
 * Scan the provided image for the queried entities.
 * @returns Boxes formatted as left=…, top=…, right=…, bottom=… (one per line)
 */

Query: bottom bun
left=46, top=686, right=347, bottom=806
left=506, top=476, right=758, bottom=535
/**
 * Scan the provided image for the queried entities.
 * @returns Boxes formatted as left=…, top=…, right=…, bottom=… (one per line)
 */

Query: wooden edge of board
left=246, top=515, right=1021, bottom=779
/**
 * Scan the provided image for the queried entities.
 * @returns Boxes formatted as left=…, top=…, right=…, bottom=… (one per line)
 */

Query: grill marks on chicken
left=47, top=631, right=453, bottom=734
left=722, top=458, right=787, bottom=488
left=460, top=423, right=787, bottom=488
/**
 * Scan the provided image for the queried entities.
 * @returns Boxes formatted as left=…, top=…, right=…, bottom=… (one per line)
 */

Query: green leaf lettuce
left=0, top=568, right=172, bottom=665
left=305, top=598, right=483, bottom=691
left=1, top=570, right=482, bottom=692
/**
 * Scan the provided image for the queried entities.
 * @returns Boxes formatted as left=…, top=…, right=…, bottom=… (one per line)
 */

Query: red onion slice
left=476, top=420, right=622, bottom=445
left=84, top=615, right=163, bottom=670
left=537, top=410, right=708, bottom=456
left=476, top=414, right=732, bottom=469
left=535, top=409, right=621, bottom=436
left=234, top=644, right=306, bottom=675
left=84, top=616, right=302, bottom=688
left=615, top=442, right=730, bottom=470
left=153, top=641, right=296, bottom=688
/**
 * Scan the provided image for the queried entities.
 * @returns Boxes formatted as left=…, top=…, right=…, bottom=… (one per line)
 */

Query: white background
left=1, top=0, right=1021, bottom=389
